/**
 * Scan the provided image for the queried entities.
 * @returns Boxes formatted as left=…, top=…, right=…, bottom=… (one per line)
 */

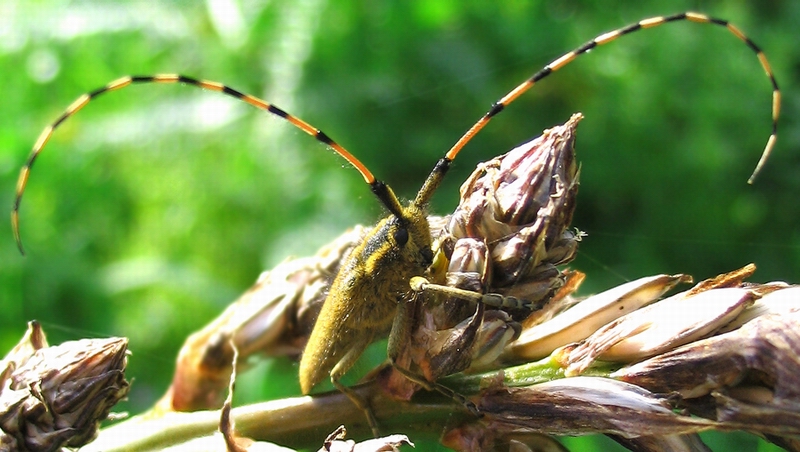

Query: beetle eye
left=393, top=227, right=409, bottom=246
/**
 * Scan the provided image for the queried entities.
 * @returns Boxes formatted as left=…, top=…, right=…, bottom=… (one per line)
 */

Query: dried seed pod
left=598, top=288, right=755, bottom=361
left=382, top=116, right=585, bottom=399
left=444, top=113, right=583, bottom=294
left=561, top=267, right=759, bottom=375
left=0, top=322, right=48, bottom=384
left=478, top=377, right=717, bottom=438
left=509, top=273, right=691, bottom=360
left=613, top=306, right=800, bottom=402
left=394, top=236, right=499, bottom=386
left=429, top=117, right=585, bottom=368
left=0, top=324, right=129, bottom=452
left=612, top=308, right=800, bottom=440
left=718, top=284, right=800, bottom=333
left=436, top=237, right=492, bottom=329
left=466, top=310, right=522, bottom=372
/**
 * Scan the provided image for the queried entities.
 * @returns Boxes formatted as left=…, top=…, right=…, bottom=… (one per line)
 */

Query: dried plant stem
left=84, top=378, right=474, bottom=451
left=84, top=358, right=621, bottom=452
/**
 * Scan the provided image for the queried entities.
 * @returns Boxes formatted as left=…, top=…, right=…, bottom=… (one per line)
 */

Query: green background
left=1, top=1, right=798, bottom=450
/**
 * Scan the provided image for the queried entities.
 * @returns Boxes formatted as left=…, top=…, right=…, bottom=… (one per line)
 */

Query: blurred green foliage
left=1, top=1, right=798, bottom=450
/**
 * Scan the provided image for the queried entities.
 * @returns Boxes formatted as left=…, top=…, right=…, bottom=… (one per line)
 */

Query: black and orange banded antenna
left=11, top=75, right=388, bottom=254
left=411, top=11, right=780, bottom=210
left=12, top=12, right=780, bottom=254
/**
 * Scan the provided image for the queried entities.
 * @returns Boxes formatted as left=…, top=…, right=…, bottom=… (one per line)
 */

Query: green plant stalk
left=83, top=358, right=599, bottom=451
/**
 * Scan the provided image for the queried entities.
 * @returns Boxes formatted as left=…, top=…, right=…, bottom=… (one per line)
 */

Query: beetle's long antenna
left=418, top=11, right=780, bottom=208
left=11, top=74, right=401, bottom=254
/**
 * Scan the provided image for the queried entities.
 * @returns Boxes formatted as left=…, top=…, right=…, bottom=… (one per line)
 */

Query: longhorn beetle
left=12, top=12, right=780, bottom=433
